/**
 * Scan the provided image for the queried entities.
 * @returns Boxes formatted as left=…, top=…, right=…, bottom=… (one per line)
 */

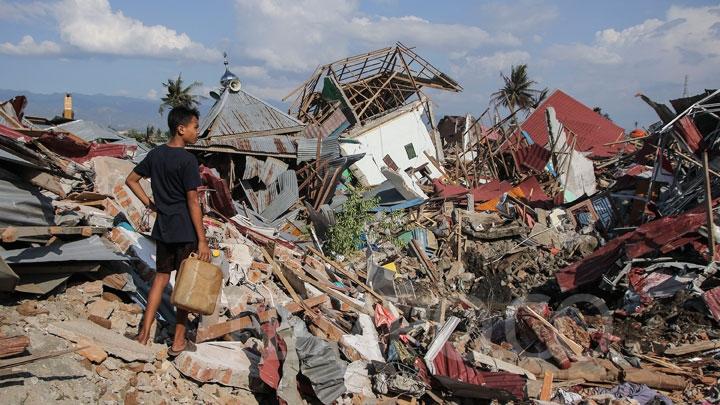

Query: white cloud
left=233, top=0, right=519, bottom=72
left=0, top=35, right=61, bottom=55
left=538, top=3, right=720, bottom=128
left=55, top=0, right=221, bottom=61
left=451, top=50, right=531, bottom=77
left=145, top=89, right=158, bottom=100
left=478, top=0, right=558, bottom=33
left=547, top=4, right=720, bottom=74
left=547, top=43, right=622, bottom=65
left=230, top=65, right=271, bottom=81
left=0, top=0, right=221, bottom=61
left=0, top=1, right=53, bottom=22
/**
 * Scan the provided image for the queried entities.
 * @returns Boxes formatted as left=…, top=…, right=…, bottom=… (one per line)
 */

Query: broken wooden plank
left=309, top=313, right=345, bottom=342
left=410, top=239, right=438, bottom=282
left=524, top=306, right=584, bottom=356
left=0, top=335, right=30, bottom=358
left=197, top=295, right=331, bottom=342
left=0, top=346, right=87, bottom=369
left=664, top=339, right=720, bottom=356
left=258, top=294, right=329, bottom=323
left=539, top=371, right=553, bottom=401
left=469, top=351, right=536, bottom=380
left=262, top=246, right=314, bottom=317
left=0, top=226, right=108, bottom=243
left=307, top=247, right=385, bottom=303
left=290, top=268, right=372, bottom=315
left=196, top=316, right=253, bottom=343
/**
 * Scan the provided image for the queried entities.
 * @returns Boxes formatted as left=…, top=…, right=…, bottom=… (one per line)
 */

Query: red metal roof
left=703, top=286, right=720, bottom=322
left=520, top=90, right=626, bottom=158
left=555, top=200, right=718, bottom=292
left=514, top=143, right=550, bottom=172
left=0, top=124, right=31, bottom=143
left=674, top=116, right=703, bottom=154
left=431, top=342, right=526, bottom=400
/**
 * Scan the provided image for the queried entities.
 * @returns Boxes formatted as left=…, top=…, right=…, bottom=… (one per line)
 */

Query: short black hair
left=167, top=105, right=200, bottom=135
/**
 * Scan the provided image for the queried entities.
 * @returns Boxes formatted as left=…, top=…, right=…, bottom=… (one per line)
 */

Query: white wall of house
left=339, top=104, right=442, bottom=187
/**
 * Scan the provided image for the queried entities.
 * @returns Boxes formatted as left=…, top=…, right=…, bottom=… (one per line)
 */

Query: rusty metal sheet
left=703, top=286, right=720, bottom=322
left=196, top=134, right=298, bottom=156
left=202, top=88, right=304, bottom=138
left=556, top=203, right=715, bottom=292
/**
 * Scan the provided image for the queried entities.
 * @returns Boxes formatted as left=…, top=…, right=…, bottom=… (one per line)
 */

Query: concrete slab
left=47, top=319, right=156, bottom=362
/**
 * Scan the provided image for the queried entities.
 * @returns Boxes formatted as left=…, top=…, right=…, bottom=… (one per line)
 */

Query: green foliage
left=158, top=73, right=204, bottom=115
left=325, top=189, right=407, bottom=256
left=370, top=209, right=404, bottom=250
left=124, top=126, right=169, bottom=145
left=491, top=64, right=547, bottom=115
left=326, top=191, right=379, bottom=256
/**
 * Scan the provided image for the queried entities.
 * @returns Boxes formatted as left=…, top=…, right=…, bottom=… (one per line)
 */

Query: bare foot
left=136, top=331, right=149, bottom=346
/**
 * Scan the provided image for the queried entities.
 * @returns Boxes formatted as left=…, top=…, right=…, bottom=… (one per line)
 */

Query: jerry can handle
left=188, top=252, right=198, bottom=259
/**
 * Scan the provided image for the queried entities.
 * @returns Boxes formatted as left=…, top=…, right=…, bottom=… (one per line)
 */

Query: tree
left=491, top=64, right=547, bottom=118
left=158, top=74, right=203, bottom=115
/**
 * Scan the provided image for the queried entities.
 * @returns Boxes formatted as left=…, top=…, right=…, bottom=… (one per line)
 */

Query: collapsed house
left=1, top=44, right=720, bottom=405
left=285, top=42, right=461, bottom=202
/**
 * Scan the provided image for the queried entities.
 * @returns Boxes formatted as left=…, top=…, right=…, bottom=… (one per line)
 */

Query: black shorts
left=156, top=241, right=197, bottom=273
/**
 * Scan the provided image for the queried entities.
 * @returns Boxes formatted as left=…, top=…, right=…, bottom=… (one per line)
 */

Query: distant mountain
left=0, top=89, right=211, bottom=131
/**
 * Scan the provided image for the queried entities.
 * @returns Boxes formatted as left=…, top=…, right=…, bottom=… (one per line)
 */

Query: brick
left=87, top=299, right=116, bottom=319
left=77, top=338, right=108, bottom=364
left=173, top=342, right=262, bottom=390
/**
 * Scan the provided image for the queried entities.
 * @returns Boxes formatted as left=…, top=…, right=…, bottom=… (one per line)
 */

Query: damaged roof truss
left=285, top=42, right=462, bottom=125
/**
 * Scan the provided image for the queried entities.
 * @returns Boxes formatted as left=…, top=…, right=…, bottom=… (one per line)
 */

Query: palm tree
left=491, top=64, right=547, bottom=118
left=158, top=74, right=203, bottom=115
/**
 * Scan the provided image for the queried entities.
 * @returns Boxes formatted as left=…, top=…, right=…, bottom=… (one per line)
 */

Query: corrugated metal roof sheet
left=194, top=134, right=297, bottom=156
left=1, top=235, right=128, bottom=264
left=556, top=202, right=715, bottom=292
left=202, top=88, right=304, bottom=138
left=0, top=167, right=55, bottom=227
left=52, top=120, right=122, bottom=142
left=520, top=90, right=626, bottom=158
left=432, top=342, right=526, bottom=400
left=514, top=143, right=550, bottom=172
left=243, top=156, right=288, bottom=185
left=0, top=124, right=31, bottom=143
left=299, top=108, right=348, bottom=139
left=703, top=286, right=720, bottom=322
left=0, top=147, right=38, bottom=168
left=296, top=137, right=340, bottom=162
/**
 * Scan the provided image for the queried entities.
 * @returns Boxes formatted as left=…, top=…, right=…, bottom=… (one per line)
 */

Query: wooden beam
left=356, top=71, right=399, bottom=118
left=524, top=307, right=584, bottom=356
left=539, top=371, right=554, bottom=401
left=261, top=247, right=312, bottom=315
left=664, top=339, right=720, bottom=356
left=197, top=295, right=330, bottom=342
left=307, top=246, right=385, bottom=303
left=0, top=226, right=108, bottom=243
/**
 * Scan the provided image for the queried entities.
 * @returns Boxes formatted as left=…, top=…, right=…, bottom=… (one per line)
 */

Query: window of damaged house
left=404, top=143, right=417, bottom=160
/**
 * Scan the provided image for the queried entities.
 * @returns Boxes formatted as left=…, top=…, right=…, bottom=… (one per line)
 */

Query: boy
left=125, top=105, right=210, bottom=355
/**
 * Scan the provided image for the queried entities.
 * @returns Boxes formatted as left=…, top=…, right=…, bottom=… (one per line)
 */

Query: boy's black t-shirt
left=133, top=144, right=202, bottom=243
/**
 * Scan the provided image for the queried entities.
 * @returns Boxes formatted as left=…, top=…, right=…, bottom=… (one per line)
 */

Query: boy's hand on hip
left=197, top=240, right=211, bottom=262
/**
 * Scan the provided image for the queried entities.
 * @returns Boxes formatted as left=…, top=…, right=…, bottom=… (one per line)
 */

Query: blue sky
left=1, top=0, right=719, bottom=130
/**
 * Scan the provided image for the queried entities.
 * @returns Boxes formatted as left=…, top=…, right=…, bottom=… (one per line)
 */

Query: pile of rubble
left=1, top=44, right=720, bottom=404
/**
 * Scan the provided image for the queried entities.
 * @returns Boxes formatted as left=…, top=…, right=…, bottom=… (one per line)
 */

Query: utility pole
left=682, top=74, right=689, bottom=97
